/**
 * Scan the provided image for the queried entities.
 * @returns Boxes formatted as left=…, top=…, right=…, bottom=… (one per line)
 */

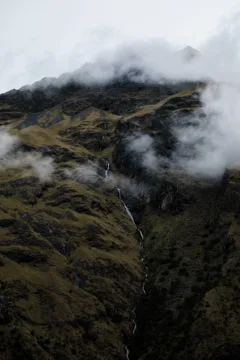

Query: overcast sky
left=0, top=0, right=239, bottom=93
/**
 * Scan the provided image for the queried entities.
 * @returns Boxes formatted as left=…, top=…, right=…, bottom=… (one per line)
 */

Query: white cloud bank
left=0, top=0, right=239, bottom=93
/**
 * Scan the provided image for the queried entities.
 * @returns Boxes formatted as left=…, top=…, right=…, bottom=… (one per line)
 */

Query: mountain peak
left=178, top=45, right=201, bottom=61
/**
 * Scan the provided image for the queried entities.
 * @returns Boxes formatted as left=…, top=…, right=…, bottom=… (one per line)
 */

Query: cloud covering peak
left=0, top=0, right=239, bottom=93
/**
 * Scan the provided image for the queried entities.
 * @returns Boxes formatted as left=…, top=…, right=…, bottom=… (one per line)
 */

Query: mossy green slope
left=0, top=90, right=145, bottom=359
left=0, top=166, right=143, bottom=359
left=0, top=81, right=205, bottom=359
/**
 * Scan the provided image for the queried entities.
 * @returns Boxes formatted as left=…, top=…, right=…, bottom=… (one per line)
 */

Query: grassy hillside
left=2, top=80, right=238, bottom=360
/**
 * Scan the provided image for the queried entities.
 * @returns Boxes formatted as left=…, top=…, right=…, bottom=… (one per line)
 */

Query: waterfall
left=117, top=188, right=135, bottom=223
left=105, top=160, right=110, bottom=178
left=104, top=160, right=148, bottom=359
left=132, top=308, right=137, bottom=335
left=125, top=345, right=130, bottom=360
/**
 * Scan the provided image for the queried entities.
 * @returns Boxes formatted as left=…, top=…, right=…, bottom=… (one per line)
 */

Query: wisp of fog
left=0, top=130, right=55, bottom=182
left=66, top=161, right=148, bottom=198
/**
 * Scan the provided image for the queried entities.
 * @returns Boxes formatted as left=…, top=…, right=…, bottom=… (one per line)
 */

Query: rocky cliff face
left=0, top=77, right=240, bottom=360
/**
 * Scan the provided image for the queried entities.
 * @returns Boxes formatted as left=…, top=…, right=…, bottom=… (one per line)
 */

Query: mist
left=173, top=83, right=240, bottom=177
left=0, top=130, right=55, bottom=182
left=127, top=134, right=169, bottom=172
left=126, top=82, right=240, bottom=179
left=65, top=162, right=102, bottom=185
left=66, top=162, right=148, bottom=198
left=0, top=1, right=239, bottom=93
left=18, top=25, right=240, bottom=91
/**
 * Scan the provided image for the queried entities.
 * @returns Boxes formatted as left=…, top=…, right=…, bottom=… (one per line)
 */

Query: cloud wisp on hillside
left=126, top=82, right=240, bottom=180
left=173, top=83, right=240, bottom=177
left=0, top=130, right=55, bottom=182
left=66, top=162, right=148, bottom=198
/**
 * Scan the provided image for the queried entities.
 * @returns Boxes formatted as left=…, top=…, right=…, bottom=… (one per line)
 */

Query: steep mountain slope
left=1, top=77, right=240, bottom=360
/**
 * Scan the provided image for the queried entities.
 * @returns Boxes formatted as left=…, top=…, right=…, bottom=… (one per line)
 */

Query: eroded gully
left=104, top=160, right=147, bottom=360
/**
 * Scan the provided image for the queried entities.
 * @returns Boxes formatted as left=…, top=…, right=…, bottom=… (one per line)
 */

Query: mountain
left=178, top=45, right=202, bottom=61
left=0, top=72, right=240, bottom=360
left=16, top=46, right=202, bottom=93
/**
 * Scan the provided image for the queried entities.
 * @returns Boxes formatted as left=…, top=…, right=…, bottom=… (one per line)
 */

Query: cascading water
left=132, top=308, right=137, bottom=335
left=138, top=229, right=144, bottom=245
left=125, top=345, right=130, bottom=360
left=117, top=188, right=135, bottom=223
left=105, top=160, right=110, bottom=178
left=104, top=160, right=147, bottom=360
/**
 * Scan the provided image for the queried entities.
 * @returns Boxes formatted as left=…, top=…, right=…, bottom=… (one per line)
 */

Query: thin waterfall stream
left=104, top=160, right=147, bottom=360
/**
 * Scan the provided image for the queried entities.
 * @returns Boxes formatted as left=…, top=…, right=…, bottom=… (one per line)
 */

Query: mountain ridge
left=1, top=73, right=240, bottom=360
left=0, top=45, right=202, bottom=96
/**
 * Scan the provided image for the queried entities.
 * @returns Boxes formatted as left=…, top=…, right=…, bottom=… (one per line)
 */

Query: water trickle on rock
left=104, top=160, right=148, bottom=360
left=105, top=160, right=110, bottom=178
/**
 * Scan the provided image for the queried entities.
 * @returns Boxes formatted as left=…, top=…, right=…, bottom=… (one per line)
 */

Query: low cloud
left=66, top=161, right=148, bottom=198
left=0, top=131, right=19, bottom=157
left=65, top=162, right=102, bottom=185
left=0, top=130, right=55, bottom=182
left=173, top=83, right=240, bottom=178
left=15, top=12, right=240, bottom=92
left=127, top=133, right=169, bottom=172
left=106, top=172, right=147, bottom=199
left=125, top=83, right=240, bottom=179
